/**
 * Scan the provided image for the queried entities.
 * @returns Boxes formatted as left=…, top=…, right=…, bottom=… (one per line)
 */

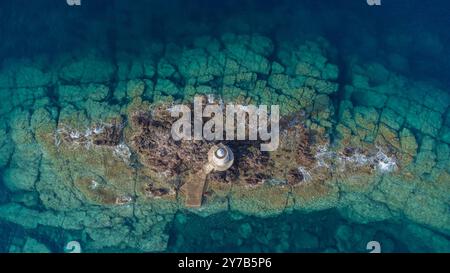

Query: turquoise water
left=167, top=209, right=415, bottom=253
left=0, top=0, right=449, bottom=253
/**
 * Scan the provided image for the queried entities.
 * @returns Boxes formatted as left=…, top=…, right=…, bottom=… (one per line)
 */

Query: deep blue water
left=1, top=0, right=449, bottom=85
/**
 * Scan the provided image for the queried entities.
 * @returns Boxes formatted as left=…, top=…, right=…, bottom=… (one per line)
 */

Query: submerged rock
left=0, top=32, right=448, bottom=253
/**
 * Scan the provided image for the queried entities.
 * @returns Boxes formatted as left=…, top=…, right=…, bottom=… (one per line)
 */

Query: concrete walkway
left=185, top=169, right=208, bottom=208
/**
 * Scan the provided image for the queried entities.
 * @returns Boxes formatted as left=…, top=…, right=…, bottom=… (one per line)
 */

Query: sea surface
left=0, top=0, right=449, bottom=253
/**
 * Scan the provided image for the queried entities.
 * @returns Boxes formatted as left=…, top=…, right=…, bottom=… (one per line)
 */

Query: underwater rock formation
left=0, top=31, right=448, bottom=253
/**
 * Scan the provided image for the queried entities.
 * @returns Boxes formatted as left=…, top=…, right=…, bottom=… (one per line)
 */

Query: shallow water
left=0, top=0, right=449, bottom=253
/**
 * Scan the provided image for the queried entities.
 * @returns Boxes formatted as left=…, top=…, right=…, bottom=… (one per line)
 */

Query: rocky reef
left=0, top=27, right=448, bottom=252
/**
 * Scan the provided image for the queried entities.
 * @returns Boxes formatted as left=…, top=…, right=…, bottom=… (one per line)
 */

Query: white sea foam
left=375, top=149, right=397, bottom=172
left=93, top=126, right=104, bottom=134
left=297, top=166, right=312, bottom=182
left=113, top=143, right=132, bottom=162
left=89, top=180, right=99, bottom=189
left=55, top=123, right=131, bottom=164
left=70, top=131, right=81, bottom=139
left=313, top=145, right=397, bottom=174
